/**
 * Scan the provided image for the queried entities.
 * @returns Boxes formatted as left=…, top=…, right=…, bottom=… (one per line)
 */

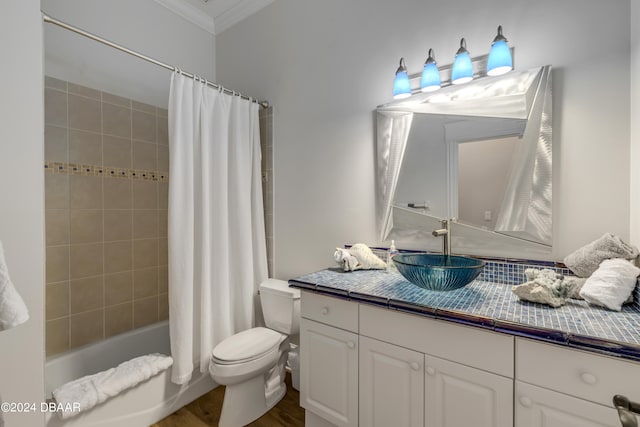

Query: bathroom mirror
left=376, top=65, right=552, bottom=258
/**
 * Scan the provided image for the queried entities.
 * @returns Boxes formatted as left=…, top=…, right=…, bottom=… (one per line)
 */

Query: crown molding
left=215, top=0, right=274, bottom=34
left=154, top=0, right=216, bottom=35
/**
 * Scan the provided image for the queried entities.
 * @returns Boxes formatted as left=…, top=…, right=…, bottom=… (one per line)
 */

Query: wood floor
left=151, top=373, right=305, bottom=427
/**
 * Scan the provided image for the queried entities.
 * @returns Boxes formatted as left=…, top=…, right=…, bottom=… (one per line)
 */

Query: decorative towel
left=52, top=353, right=173, bottom=419
left=334, top=244, right=386, bottom=272
left=512, top=269, right=586, bottom=308
left=579, top=258, right=640, bottom=311
left=0, top=240, right=29, bottom=331
left=564, top=233, right=639, bottom=278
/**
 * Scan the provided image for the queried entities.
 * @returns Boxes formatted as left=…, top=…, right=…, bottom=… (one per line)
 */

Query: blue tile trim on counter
left=289, top=267, right=640, bottom=362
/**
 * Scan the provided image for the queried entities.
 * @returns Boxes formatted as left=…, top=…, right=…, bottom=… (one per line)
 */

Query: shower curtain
left=168, top=72, right=268, bottom=385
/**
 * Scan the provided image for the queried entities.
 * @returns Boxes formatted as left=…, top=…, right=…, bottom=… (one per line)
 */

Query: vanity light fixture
left=451, top=38, right=474, bottom=85
left=393, top=57, right=412, bottom=99
left=487, top=25, right=513, bottom=76
left=420, top=48, right=441, bottom=92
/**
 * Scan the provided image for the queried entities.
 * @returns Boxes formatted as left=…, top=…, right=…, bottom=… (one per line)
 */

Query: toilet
left=209, top=279, right=301, bottom=427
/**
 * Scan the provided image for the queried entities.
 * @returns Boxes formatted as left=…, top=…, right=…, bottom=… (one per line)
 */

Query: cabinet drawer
left=301, top=291, right=358, bottom=332
left=360, top=304, right=513, bottom=377
left=517, top=338, right=640, bottom=407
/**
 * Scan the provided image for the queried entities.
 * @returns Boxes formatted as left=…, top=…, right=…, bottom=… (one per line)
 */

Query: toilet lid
left=212, top=327, right=283, bottom=363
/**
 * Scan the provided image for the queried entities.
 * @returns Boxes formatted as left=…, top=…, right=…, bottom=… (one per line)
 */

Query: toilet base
left=218, top=373, right=286, bottom=427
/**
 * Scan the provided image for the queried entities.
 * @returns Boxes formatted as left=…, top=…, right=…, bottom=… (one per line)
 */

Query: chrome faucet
left=432, top=219, right=451, bottom=256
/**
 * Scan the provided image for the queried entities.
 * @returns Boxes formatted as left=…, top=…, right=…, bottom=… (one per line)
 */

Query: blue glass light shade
left=451, top=38, right=473, bottom=85
left=393, top=57, right=412, bottom=99
left=487, top=26, right=513, bottom=76
left=420, top=49, right=441, bottom=92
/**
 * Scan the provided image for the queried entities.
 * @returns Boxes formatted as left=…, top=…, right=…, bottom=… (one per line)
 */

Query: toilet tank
left=259, top=279, right=301, bottom=335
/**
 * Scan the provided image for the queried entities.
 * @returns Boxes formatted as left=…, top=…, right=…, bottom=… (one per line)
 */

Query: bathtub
left=44, top=321, right=217, bottom=427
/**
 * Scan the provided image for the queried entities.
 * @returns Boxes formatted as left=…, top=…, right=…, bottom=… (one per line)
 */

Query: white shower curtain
left=168, top=72, right=268, bottom=385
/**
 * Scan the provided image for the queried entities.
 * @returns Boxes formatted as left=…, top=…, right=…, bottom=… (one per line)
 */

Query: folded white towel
left=0, top=241, right=29, bottom=331
left=579, top=259, right=640, bottom=311
left=334, top=244, right=386, bottom=272
left=564, top=233, right=639, bottom=277
left=53, top=353, right=173, bottom=419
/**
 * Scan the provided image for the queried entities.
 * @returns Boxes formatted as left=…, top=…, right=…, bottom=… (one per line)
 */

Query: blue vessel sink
left=393, top=253, right=485, bottom=291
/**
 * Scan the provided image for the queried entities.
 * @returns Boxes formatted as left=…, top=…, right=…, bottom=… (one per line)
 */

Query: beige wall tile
left=69, top=175, right=103, bottom=209
left=45, top=88, right=67, bottom=127
left=158, top=238, right=168, bottom=266
left=157, top=107, right=168, bottom=118
left=133, top=239, right=158, bottom=269
left=103, top=103, right=131, bottom=138
left=133, top=210, right=158, bottom=239
left=105, top=303, right=133, bottom=338
left=158, top=266, right=168, bottom=294
left=46, top=281, right=69, bottom=320
left=69, top=209, right=103, bottom=244
left=158, top=293, right=169, bottom=320
left=46, top=209, right=69, bottom=246
left=157, top=117, right=168, bottom=145
left=134, top=296, right=158, bottom=328
left=132, top=141, right=157, bottom=170
left=105, top=271, right=133, bottom=306
left=69, top=243, right=103, bottom=279
left=104, top=178, right=132, bottom=209
left=45, top=125, right=68, bottom=163
left=45, top=174, right=69, bottom=210
left=104, top=241, right=132, bottom=274
left=46, top=317, right=69, bottom=356
left=68, top=83, right=101, bottom=100
left=70, top=309, right=104, bottom=348
left=134, top=267, right=158, bottom=299
left=132, top=110, right=156, bottom=142
left=157, top=145, right=169, bottom=172
left=158, top=210, right=168, bottom=238
left=104, top=210, right=132, bottom=241
left=103, top=135, right=131, bottom=169
left=132, top=101, right=156, bottom=114
left=46, top=245, right=69, bottom=283
left=158, top=182, right=168, bottom=210
left=133, top=181, right=158, bottom=209
left=68, top=93, right=101, bottom=133
left=70, top=276, right=104, bottom=314
left=45, top=76, right=67, bottom=91
left=102, top=92, right=131, bottom=108
left=69, top=129, right=102, bottom=165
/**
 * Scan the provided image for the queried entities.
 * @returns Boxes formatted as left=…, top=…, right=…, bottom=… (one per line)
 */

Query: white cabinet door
left=359, top=336, right=424, bottom=427
left=425, top=355, right=513, bottom=427
left=516, top=381, right=625, bottom=427
left=300, top=318, right=358, bottom=427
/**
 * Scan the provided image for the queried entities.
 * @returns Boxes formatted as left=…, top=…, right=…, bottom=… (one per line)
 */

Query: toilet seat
left=212, top=327, right=283, bottom=365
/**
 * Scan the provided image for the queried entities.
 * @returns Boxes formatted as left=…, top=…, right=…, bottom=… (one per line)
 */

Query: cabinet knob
left=321, top=307, right=329, bottom=315
left=426, top=367, right=436, bottom=376
left=410, top=362, right=420, bottom=371
left=347, top=341, right=356, bottom=349
left=580, top=372, right=598, bottom=385
left=519, top=396, right=533, bottom=408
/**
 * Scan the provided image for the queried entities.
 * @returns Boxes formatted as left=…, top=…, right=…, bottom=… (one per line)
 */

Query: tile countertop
left=289, top=268, right=640, bottom=362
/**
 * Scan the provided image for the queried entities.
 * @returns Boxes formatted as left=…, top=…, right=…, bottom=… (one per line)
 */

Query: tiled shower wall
left=259, top=107, right=274, bottom=276
left=44, top=76, right=169, bottom=356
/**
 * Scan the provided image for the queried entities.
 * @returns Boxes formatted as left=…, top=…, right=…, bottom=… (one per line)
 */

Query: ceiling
left=154, top=0, right=274, bottom=35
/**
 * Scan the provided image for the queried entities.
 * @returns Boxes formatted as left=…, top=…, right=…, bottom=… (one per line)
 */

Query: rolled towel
left=52, top=353, right=173, bottom=419
left=564, top=233, right=639, bottom=278
left=333, top=244, right=386, bottom=272
left=579, top=258, right=640, bottom=311
left=0, top=240, right=29, bottom=331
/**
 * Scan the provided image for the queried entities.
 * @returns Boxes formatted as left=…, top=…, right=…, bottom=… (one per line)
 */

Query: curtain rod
left=42, top=13, right=269, bottom=109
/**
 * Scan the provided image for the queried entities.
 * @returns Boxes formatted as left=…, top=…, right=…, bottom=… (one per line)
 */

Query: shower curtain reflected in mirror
left=168, top=72, right=268, bottom=385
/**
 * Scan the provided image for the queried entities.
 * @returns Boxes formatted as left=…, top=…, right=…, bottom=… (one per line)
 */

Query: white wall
left=217, top=0, right=631, bottom=278
left=42, top=0, right=216, bottom=107
left=632, top=0, right=640, bottom=246
left=0, top=2, right=45, bottom=426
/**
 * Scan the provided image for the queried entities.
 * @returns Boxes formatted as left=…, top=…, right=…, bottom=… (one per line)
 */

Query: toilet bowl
left=209, top=279, right=300, bottom=427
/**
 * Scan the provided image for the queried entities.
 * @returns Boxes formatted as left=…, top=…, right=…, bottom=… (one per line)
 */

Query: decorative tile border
left=44, top=161, right=169, bottom=182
